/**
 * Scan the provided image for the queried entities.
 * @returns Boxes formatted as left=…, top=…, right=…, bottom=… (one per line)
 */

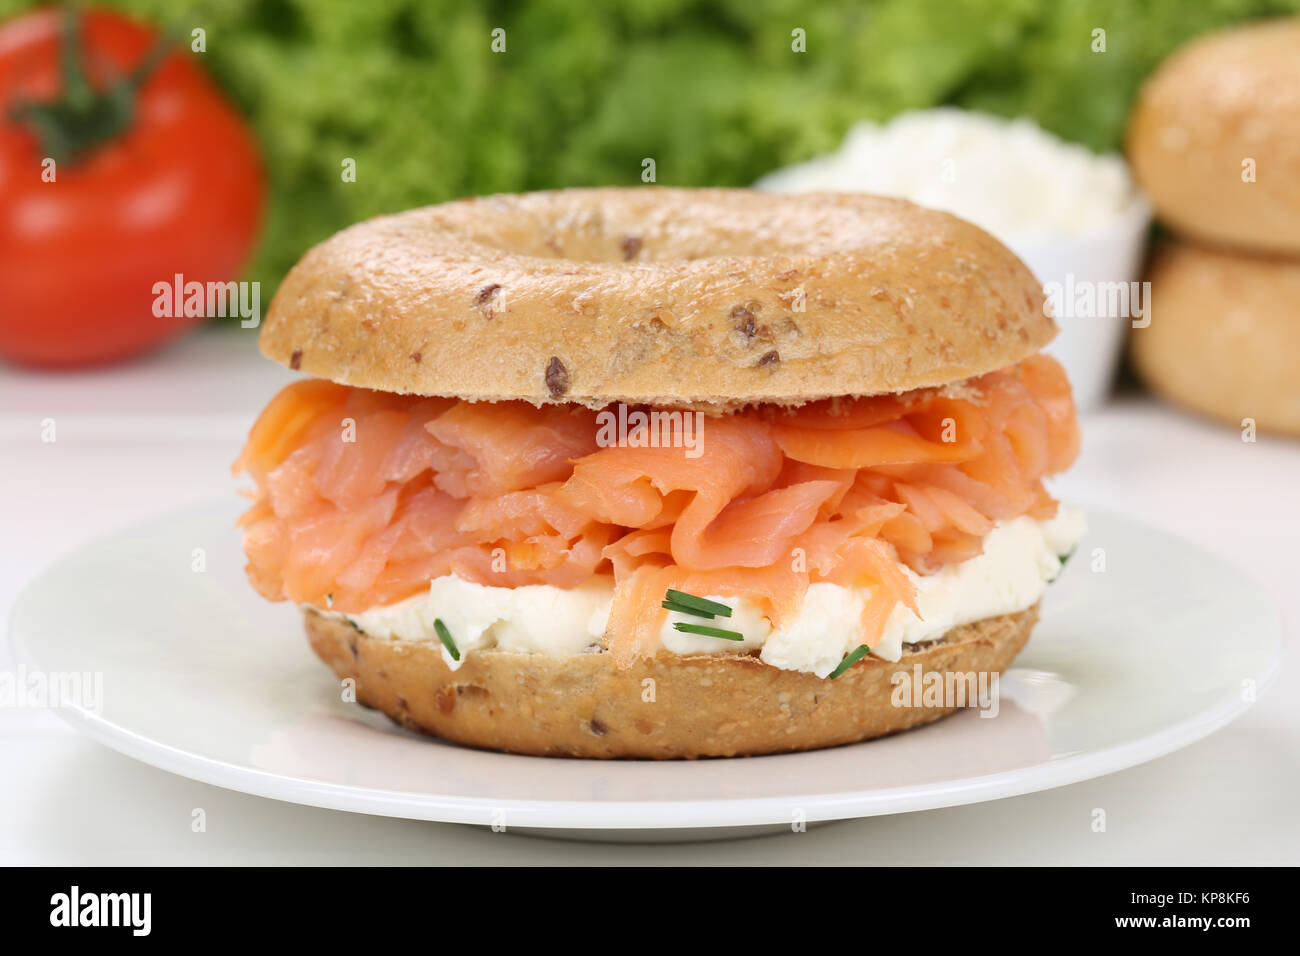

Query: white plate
left=8, top=501, right=1281, bottom=840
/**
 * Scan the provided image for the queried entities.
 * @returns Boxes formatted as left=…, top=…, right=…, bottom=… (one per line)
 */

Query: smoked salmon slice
left=235, top=355, right=1079, bottom=664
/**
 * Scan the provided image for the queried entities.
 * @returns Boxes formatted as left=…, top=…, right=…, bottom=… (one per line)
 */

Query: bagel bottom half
left=304, top=605, right=1038, bottom=759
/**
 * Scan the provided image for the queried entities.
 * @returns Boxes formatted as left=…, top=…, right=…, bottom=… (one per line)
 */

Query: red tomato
left=0, top=8, right=263, bottom=367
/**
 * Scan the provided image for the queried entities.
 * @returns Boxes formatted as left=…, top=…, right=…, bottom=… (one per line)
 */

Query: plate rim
left=33, top=665, right=1277, bottom=829
left=8, top=501, right=1284, bottom=831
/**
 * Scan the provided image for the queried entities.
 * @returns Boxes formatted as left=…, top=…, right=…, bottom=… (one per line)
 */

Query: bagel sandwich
left=234, top=188, right=1083, bottom=758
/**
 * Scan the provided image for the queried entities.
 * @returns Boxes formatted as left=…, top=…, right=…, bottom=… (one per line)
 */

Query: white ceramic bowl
left=1003, top=196, right=1153, bottom=412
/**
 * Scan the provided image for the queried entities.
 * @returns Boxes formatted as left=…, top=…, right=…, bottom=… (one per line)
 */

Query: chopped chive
left=664, top=589, right=732, bottom=618
left=828, top=644, right=871, bottom=679
left=661, top=600, right=716, bottom=618
left=1058, top=547, right=1076, bottom=569
left=434, top=618, right=460, bottom=661
left=345, top=618, right=362, bottom=633
left=672, top=622, right=744, bottom=641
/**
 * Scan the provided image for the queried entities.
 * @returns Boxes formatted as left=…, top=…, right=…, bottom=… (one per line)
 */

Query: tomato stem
left=8, top=6, right=173, bottom=164
left=60, top=8, right=91, bottom=107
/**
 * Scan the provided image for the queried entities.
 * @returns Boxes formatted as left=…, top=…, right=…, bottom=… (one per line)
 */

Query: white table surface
left=1, top=326, right=1296, bottom=865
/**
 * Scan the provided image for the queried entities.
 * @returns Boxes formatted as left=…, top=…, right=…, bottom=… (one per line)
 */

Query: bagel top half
left=259, top=188, right=1054, bottom=409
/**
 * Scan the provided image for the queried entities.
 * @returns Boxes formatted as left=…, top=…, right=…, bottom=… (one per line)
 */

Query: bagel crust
left=1127, top=20, right=1300, bottom=255
left=260, top=188, right=1054, bottom=409
left=1132, top=241, right=1300, bottom=436
left=305, top=605, right=1038, bottom=759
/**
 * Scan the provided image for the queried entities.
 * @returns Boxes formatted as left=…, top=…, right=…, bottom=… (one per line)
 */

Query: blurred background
left=1, top=0, right=1299, bottom=398
left=81, top=0, right=1300, bottom=293
left=0, top=1, right=1293, bottom=289
left=4, top=0, right=1300, bottom=423
left=1, top=0, right=1298, bottom=426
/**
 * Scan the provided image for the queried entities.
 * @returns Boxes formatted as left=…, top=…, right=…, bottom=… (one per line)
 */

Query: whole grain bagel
left=1132, top=240, right=1300, bottom=436
left=305, top=605, right=1036, bottom=759
left=1127, top=19, right=1300, bottom=255
left=260, top=188, right=1053, bottom=410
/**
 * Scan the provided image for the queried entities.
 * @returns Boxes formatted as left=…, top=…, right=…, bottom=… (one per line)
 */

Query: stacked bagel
left=1127, top=19, right=1300, bottom=436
